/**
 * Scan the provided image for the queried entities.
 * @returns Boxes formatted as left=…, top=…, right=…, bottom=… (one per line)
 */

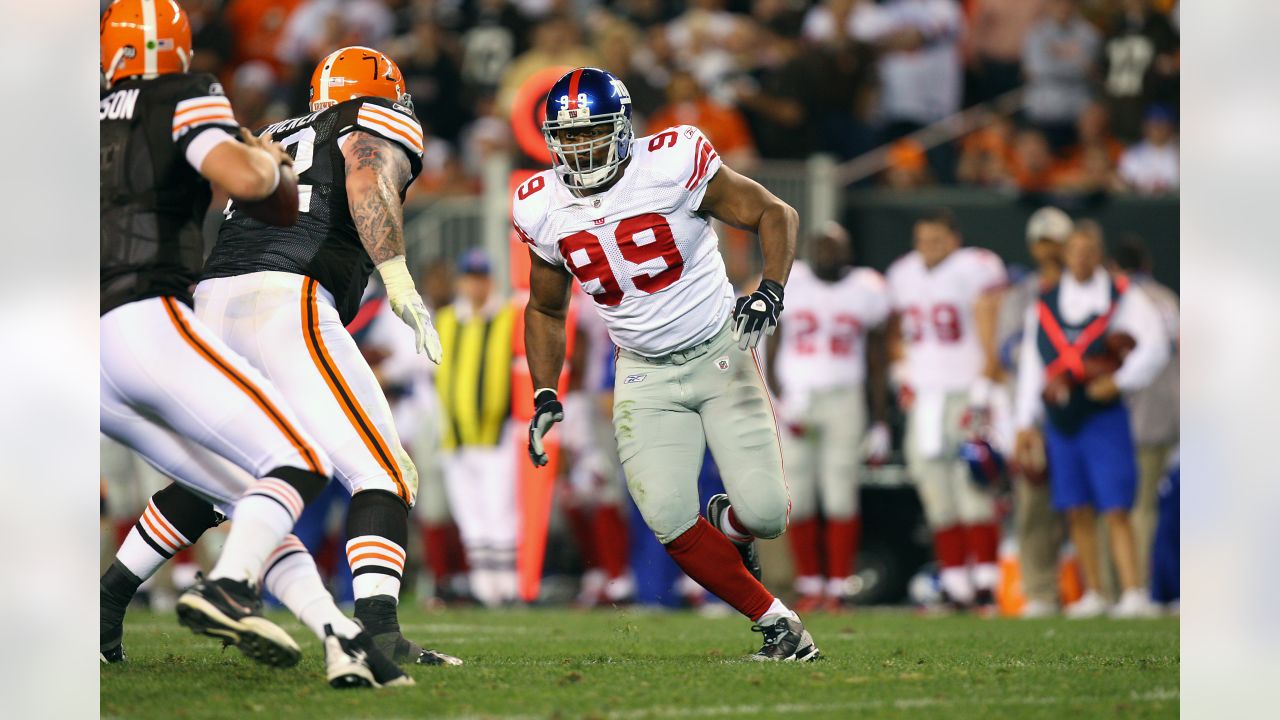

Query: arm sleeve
left=172, top=91, right=239, bottom=149
left=1112, top=285, right=1172, bottom=392
left=183, top=126, right=235, bottom=174
left=1014, top=305, right=1046, bottom=429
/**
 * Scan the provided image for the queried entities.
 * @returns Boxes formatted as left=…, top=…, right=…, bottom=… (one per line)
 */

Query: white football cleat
left=1064, top=590, right=1109, bottom=619
left=1109, top=589, right=1160, bottom=619
left=1020, top=599, right=1058, bottom=619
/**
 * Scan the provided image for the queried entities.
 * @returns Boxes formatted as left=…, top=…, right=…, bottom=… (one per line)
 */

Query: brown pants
left=1013, top=475, right=1061, bottom=605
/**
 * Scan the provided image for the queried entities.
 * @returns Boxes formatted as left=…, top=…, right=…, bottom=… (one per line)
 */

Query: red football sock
left=565, top=505, right=599, bottom=569
left=825, top=516, right=862, bottom=579
left=965, top=522, right=1000, bottom=565
left=933, top=524, right=967, bottom=568
left=664, top=518, right=774, bottom=621
left=421, top=524, right=451, bottom=583
left=592, top=505, right=629, bottom=579
left=786, top=516, right=822, bottom=579
left=445, top=522, right=468, bottom=574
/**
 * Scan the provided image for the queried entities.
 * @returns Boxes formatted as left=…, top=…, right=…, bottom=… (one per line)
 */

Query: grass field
left=101, top=606, right=1178, bottom=719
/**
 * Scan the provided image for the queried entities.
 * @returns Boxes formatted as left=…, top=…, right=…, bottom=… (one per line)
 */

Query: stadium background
left=98, top=0, right=1179, bottom=614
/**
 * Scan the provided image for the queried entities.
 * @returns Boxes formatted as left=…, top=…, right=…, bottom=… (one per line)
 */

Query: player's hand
left=863, top=421, right=892, bottom=466
left=377, top=256, right=443, bottom=364
left=239, top=128, right=293, bottom=167
left=1085, top=374, right=1119, bottom=402
left=732, top=278, right=784, bottom=351
left=390, top=292, right=444, bottom=363
left=528, top=389, right=565, bottom=467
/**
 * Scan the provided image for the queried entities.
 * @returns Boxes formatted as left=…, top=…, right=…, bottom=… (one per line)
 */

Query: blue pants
left=1150, top=463, right=1180, bottom=603
left=1045, top=404, right=1138, bottom=512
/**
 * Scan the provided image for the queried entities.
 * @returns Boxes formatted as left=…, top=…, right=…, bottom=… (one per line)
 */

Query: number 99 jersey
left=513, top=125, right=732, bottom=357
left=202, top=96, right=424, bottom=324
left=886, top=247, right=1007, bottom=392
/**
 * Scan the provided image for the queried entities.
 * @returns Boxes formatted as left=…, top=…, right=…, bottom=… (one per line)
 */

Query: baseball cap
left=457, top=247, right=491, bottom=276
left=1025, top=206, right=1073, bottom=245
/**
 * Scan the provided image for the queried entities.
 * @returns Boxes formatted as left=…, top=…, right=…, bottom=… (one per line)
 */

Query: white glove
left=377, top=256, right=443, bottom=364
left=862, top=421, right=891, bottom=465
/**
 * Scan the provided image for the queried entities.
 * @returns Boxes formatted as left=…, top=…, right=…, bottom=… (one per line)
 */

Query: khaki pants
left=614, top=321, right=788, bottom=544
left=1013, top=476, right=1061, bottom=604
left=905, top=392, right=996, bottom=529
left=781, top=384, right=866, bottom=521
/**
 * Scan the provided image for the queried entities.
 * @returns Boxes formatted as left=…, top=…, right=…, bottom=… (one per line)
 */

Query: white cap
left=1026, top=207, right=1073, bottom=245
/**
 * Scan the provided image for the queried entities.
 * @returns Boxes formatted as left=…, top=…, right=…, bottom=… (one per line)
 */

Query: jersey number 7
left=558, top=213, right=683, bottom=307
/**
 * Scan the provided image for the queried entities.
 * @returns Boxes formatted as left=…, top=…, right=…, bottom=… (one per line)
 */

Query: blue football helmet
left=961, top=436, right=1007, bottom=490
left=543, top=67, right=634, bottom=191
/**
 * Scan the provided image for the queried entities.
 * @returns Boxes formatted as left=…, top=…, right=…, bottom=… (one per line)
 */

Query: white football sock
left=758, top=597, right=799, bottom=622
left=262, top=537, right=360, bottom=640
left=117, top=500, right=195, bottom=581
left=346, top=535, right=406, bottom=601
left=209, top=478, right=301, bottom=583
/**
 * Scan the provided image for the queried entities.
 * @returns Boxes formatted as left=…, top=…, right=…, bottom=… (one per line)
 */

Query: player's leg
left=1013, top=475, right=1061, bottom=616
left=1081, top=406, right=1152, bottom=617
left=780, top=426, right=823, bottom=609
left=905, top=397, right=971, bottom=606
left=196, top=274, right=453, bottom=665
left=443, top=449, right=499, bottom=606
left=816, top=386, right=866, bottom=608
left=1043, top=423, right=1109, bottom=617
left=102, top=299, right=332, bottom=665
left=478, top=429, right=519, bottom=604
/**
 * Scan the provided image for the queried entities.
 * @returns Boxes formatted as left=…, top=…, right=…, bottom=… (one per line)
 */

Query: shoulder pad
left=635, top=125, right=721, bottom=192
left=342, top=97, right=424, bottom=157
left=511, top=171, right=556, bottom=241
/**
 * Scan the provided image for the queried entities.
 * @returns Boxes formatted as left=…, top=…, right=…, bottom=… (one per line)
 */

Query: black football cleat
left=100, top=611, right=126, bottom=664
left=750, top=615, right=821, bottom=662
left=705, top=493, right=762, bottom=581
left=355, top=595, right=464, bottom=667
left=176, top=575, right=301, bottom=668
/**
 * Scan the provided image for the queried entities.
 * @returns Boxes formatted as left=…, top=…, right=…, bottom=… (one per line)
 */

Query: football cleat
left=176, top=575, right=301, bottom=668
left=100, top=606, right=126, bottom=664
left=355, top=596, right=464, bottom=667
left=326, top=627, right=415, bottom=688
left=1064, top=590, right=1110, bottom=619
left=750, top=615, right=821, bottom=662
left=705, top=493, right=762, bottom=581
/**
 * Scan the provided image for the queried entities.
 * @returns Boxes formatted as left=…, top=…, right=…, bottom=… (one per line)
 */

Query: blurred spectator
left=612, top=0, right=676, bottom=30
left=186, top=0, right=236, bottom=78
left=734, top=16, right=822, bottom=159
left=883, top=138, right=932, bottom=189
left=225, top=0, right=303, bottom=74
left=1064, top=101, right=1124, bottom=168
left=801, top=0, right=855, bottom=44
left=1008, top=126, right=1070, bottom=193
left=390, top=22, right=469, bottom=144
left=1116, top=105, right=1178, bottom=195
left=594, top=19, right=664, bottom=119
left=647, top=70, right=757, bottom=168
left=1013, top=223, right=1170, bottom=619
left=998, top=207, right=1073, bottom=618
left=666, top=0, right=738, bottom=57
left=435, top=249, right=520, bottom=608
left=956, top=113, right=1017, bottom=187
left=228, top=60, right=288, bottom=128
left=496, top=16, right=601, bottom=118
left=459, top=94, right=513, bottom=178
left=1101, top=0, right=1179, bottom=142
left=459, top=0, right=531, bottom=104
left=276, top=0, right=394, bottom=69
left=965, top=0, right=1047, bottom=103
left=850, top=0, right=965, bottom=137
left=1021, top=0, right=1100, bottom=151
left=1110, top=235, right=1179, bottom=591
left=1052, top=102, right=1123, bottom=194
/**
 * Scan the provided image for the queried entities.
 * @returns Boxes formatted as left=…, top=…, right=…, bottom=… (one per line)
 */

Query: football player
left=192, top=45, right=458, bottom=665
left=99, top=0, right=408, bottom=686
left=517, top=68, right=818, bottom=661
left=886, top=208, right=1007, bottom=611
left=765, top=223, right=892, bottom=612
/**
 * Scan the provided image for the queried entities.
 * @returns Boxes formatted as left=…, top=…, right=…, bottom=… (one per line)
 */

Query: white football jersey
left=886, top=247, right=1006, bottom=392
left=513, top=125, right=733, bottom=357
left=774, top=262, right=890, bottom=400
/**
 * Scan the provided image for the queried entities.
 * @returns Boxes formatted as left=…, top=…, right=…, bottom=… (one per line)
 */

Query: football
left=236, top=164, right=299, bottom=227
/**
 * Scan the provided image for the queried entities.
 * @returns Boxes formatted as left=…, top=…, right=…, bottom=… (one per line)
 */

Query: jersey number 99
left=558, top=213, right=683, bottom=307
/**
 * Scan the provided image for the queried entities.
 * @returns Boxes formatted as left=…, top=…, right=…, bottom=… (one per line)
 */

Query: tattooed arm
left=342, top=130, right=442, bottom=362
left=342, top=130, right=413, bottom=264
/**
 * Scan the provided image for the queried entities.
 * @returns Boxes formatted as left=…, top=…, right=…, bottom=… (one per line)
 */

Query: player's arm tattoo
left=343, top=131, right=413, bottom=265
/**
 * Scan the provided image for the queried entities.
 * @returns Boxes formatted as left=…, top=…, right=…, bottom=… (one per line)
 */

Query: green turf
left=101, top=606, right=1178, bottom=719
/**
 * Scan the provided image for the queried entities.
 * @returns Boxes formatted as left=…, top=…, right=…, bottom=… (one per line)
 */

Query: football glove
left=528, top=388, right=565, bottom=467
left=732, top=278, right=785, bottom=351
left=862, top=421, right=892, bottom=466
left=377, top=256, right=443, bottom=364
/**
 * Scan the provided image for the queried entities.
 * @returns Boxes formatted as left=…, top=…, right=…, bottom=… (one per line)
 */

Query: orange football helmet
left=100, top=0, right=193, bottom=89
left=309, top=46, right=412, bottom=111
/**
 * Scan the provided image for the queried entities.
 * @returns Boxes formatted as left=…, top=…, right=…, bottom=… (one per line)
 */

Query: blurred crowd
left=103, top=0, right=1180, bottom=199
